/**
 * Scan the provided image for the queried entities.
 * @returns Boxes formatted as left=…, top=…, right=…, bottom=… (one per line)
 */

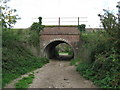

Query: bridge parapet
left=41, top=26, right=80, bottom=35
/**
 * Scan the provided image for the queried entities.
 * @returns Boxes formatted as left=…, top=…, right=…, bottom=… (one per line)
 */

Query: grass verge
left=15, top=73, right=34, bottom=89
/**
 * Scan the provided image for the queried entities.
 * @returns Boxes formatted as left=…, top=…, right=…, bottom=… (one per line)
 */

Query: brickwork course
left=40, top=26, right=80, bottom=59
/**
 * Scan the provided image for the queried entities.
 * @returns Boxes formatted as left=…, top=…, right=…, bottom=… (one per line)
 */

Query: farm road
left=29, top=60, right=97, bottom=88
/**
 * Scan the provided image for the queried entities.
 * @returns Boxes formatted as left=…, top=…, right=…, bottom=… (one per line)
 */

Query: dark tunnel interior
left=44, top=40, right=74, bottom=60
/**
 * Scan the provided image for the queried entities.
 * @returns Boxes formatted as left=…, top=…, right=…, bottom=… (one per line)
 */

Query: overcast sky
left=6, top=0, right=120, bottom=28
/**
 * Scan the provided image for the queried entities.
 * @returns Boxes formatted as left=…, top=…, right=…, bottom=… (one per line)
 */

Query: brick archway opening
left=43, top=40, right=74, bottom=60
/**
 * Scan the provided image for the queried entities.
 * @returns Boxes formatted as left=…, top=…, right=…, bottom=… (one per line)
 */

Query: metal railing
left=33, top=17, right=87, bottom=26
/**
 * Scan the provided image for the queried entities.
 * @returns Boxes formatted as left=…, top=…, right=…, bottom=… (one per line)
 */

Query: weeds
left=70, top=58, right=81, bottom=66
left=76, top=50, right=120, bottom=88
left=15, top=73, right=34, bottom=89
left=75, top=30, right=120, bottom=88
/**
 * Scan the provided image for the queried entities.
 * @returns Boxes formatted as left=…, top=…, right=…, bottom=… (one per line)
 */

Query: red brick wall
left=40, top=26, right=80, bottom=58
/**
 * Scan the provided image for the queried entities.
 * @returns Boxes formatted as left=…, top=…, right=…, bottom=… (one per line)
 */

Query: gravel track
left=29, top=60, right=97, bottom=88
left=5, top=60, right=98, bottom=88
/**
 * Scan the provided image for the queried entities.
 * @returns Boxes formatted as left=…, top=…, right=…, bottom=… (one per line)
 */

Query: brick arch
left=40, top=26, right=80, bottom=59
left=43, top=39, right=75, bottom=59
left=43, top=38, right=72, bottom=50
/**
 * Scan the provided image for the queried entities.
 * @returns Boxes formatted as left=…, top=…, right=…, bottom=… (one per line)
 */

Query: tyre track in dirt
left=29, top=60, right=97, bottom=88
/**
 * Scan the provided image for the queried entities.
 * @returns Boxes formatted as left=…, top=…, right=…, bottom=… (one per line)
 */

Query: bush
left=30, top=22, right=40, bottom=31
left=78, top=24, right=86, bottom=32
left=30, top=18, right=44, bottom=33
left=70, top=58, right=80, bottom=66
left=77, top=50, right=120, bottom=88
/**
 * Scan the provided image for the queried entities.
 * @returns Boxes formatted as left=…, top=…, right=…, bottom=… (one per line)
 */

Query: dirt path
left=29, top=60, right=97, bottom=88
left=5, top=60, right=97, bottom=88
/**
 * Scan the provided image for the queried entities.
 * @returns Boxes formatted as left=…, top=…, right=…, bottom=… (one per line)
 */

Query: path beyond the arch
left=29, top=60, right=97, bottom=88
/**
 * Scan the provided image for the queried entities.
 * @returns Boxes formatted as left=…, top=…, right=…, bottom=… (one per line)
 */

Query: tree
left=30, top=17, right=44, bottom=33
left=98, top=9, right=118, bottom=34
left=0, top=0, right=20, bottom=30
left=98, top=9, right=120, bottom=53
left=30, top=17, right=44, bottom=56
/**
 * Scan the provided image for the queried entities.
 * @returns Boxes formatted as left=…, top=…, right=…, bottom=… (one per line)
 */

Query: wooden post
left=78, top=17, right=79, bottom=26
left=59, top=17, right=60, bottom=26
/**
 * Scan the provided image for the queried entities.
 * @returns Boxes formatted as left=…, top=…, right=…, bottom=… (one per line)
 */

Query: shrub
left=77, top=50, right=120, bottom=88
left=30, top=22, right=40, bottom=31
left=78, top=24, right=86, bottom=32
left=30, top=17, right=44, bottom=33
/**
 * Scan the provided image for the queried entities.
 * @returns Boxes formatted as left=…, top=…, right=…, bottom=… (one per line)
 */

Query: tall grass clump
left=76, top=10, right=120, bottom=88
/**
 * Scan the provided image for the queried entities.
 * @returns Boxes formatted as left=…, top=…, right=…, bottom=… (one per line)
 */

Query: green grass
left=0, top=71, right=2, bottom=89
left=15, top=73, right=34, bottom=88
left=59, top=52, right=69, bottom=55
left=2, top=42, right=49, bottom=87
left=70, top=58, right=80, bottom=66
left=2, top=30, right=49, bottom=87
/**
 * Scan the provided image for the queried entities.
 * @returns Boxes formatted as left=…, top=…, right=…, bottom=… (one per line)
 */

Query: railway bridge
left=40, top=26, right=80, bottom=59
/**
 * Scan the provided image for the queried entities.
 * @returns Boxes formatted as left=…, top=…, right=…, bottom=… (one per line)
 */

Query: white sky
left=6, top=0, right=120, bottom=28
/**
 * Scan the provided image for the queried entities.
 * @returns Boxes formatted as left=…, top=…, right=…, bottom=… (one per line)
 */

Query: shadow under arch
left=43, top=40, right=75, bottom=60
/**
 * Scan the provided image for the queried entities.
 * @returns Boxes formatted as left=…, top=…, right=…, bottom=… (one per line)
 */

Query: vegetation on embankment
left=1, top=0, right=47, bottom=88
left=75, top=31, right=120, bottom=88
left=73, top=10, right=120, bottom=88
left=2, top=29, right=49, bottom=88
